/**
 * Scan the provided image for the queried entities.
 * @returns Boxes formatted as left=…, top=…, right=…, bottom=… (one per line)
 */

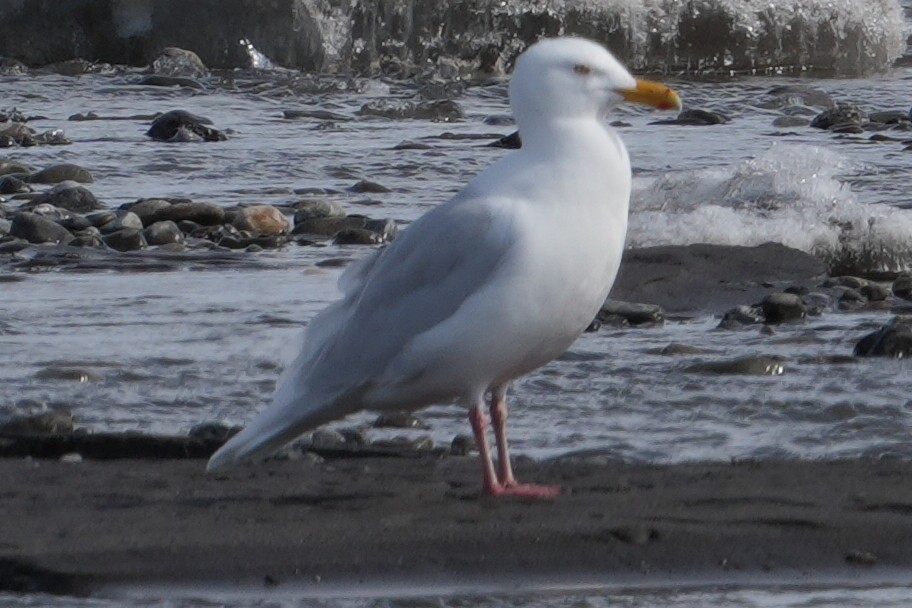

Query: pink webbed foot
left=484, top=481, right=561, bottom=499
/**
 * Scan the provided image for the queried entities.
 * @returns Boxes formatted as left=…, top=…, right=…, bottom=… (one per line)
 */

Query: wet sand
left=2, top=454, right=911, bottom=595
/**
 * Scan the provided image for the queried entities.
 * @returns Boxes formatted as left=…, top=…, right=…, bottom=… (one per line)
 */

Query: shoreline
left=3, top=454, right=911, bottom=596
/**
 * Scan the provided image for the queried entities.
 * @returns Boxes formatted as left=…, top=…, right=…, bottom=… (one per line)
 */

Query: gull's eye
left=573, top=64, right=591, bottom=75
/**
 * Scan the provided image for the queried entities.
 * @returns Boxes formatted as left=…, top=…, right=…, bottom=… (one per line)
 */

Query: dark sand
left=3, top=454, right=912, bottom=595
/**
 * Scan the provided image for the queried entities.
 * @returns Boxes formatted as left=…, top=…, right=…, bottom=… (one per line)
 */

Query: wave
left=628, top=143, right=912, bottom=276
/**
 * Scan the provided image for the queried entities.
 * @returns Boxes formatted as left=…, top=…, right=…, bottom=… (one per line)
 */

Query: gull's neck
left=518, top=115, right=621, bottom=160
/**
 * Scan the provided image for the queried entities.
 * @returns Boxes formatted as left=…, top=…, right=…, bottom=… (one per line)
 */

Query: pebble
left=651, top=108, right=729, bottom=126
left=152, top=47, right=209, bottom=79
left=0, top=159, right=32, bottom=175
left=187, top=422, right=241, bottom=442
left=0, top=407, right=74, bottom=434
left=283, top=109, right=352, bottom=121
left=99, top=210, right=143, bottom=234
left=125, top=198, right=175, bottom=226
left=450, top=434, right=476, bottom=456
left=348, top=179, right=391, bottom=194
left=85, top=210, right=117, bottom=228
left=334, top=228, right=383, bottom=245
left=489, top=131, right=522, bottom=149
left=357, top=99, right=465, bottom=122
left=0, top=175, right=29, bottom=194
left=892, top=274, right=912, bottom=300
left=150, top=201, right=225, bottom=225
left=9, top=212, right=74, bottom=244
left=33, top=367, right=102, bottom=382
left=294, top=215, right=366, bottom=236
left=597, top=300, right=664, bottom=326
left=232, top=205, right=290, bottom=235
left=29, top=163, right=93, bottom=184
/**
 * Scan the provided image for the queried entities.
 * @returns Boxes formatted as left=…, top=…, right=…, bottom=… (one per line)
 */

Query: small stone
left=810, top=103, right=866, bottom=130
left=151, top=47, right=208, bottom=79
left=294, top=216, right=366, bottom=236
left=823, top=276, right=868, bottom=289
left=489, top=131, right=521, bottom=149
left=0, top=407, right=74, bottom=434
left=60, top=453, right=83, bottom=463
left=651, top=108, right=729, bottom=126
left=188, top=422, right=241, bottom=442
left=450, top=434, right=476, bottom=456
left=84, top=210, right=117, bottom=228
left=9, top=212, right=74, bottom=245
left=845, top=550, right=877, bottom=566
left=718, top=305, right=764, bottom=329
left=125, top=198, right=174, bottom=226
left=58, top=214, right=91, bottom=232
left=147, top=110, right=226, bottom=142
left=232, top=205, right=290, bottom=235
left=837, top=287, right=867, bottom=310
left=143, top=220, right=184, bottom=245
left=33, top=367, right=102, bottom=382
left=103, top=228, right=147, bottom=252
left=0, top=174, right=29, bottom=194
left=761, top=293, right=806, bottom=323
left=150, top=201, right=225, bottom=225
left=29, top=163, right=93, bottom=184
left=859, top=283, right=890, bottom=302
left=310, top=429, right=347, bottom=449
left=99, top=210, right=143, bottom=234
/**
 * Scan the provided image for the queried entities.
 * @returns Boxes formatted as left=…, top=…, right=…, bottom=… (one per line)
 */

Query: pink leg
left=481, top=390, right=560, bottom=498
left=468, top=403, right=500, bottom=495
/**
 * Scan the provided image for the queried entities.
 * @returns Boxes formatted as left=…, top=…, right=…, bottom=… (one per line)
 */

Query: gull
left=208, top=37, right=681, bottom=497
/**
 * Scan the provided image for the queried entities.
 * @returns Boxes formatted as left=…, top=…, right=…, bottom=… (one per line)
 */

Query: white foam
left=628, top=143, right=912, bottom=273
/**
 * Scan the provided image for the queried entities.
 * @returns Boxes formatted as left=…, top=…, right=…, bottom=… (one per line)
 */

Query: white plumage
left=207, top=37, right=680, bottom=497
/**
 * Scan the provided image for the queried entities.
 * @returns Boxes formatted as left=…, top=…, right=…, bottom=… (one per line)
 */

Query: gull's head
left=509, top=37, right=681, bottom=128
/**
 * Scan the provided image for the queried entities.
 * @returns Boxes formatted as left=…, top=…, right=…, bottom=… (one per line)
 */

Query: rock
left=187, top=422, right=241, bottom=442
left=150, top=201, right=224, bottom=226
left=489, top=131, right=522, bottom=149
left=393, top=140, right=434, bottom=150
left=293, top=215, right=366, bottom=236
left=0, top=408, right=73, bottom=435
left=372, top=412, right=428, bottom=429
left=597, top=300, right=664, bottom=326
left=364, top=218, right=398, bottom=242
left=0, top=122, right=35, bottom=146
left=29, top=163, right=93, bottom=184
left=892, top=274, right=912, bottom=301
left=685, top=355, right=786, bottom=376
left=84, top=210, right=117, bottom=228
left=868, top=111, right=910, bottom=125
left=292, top=199, right=346, bottom=223
left=9, top=212, right=74, bottom=245
left=33, top=367, right=102, bottom=382
left=22, top=185, right=102, bottom=213
left=334, top=228, right=383, bottom=245
left=283, top=109, right=352, bottom=121
left=837, top=287, right=867, bottom=310
left=34, top=129, right=70, bottom=145
left=348, top=180, right=391, bottom=194
left=651, top=108, right=729, bottom=126
left=310, top=428, right=347, bottom=449
left=854, top=317, right=912, bottom=358
left=124, top=198, right=174, bottom=226
left=760, top=85, right=834, bottom=109
left=810, top=103, right=867, bottom=130
left=801, top=292, right=832, bottom=316
left=0, top=175, right=29, bottom=194
left=102, top=228, right=147, bottom=252
left=371, top=435, right=434, bottom=451
left=99, top=210, right=143, bottom=234
left=146, top=110, right=226, bottom=142
left=232, top=205, right=289, bottom=235
left=761, top=293, right=806, bottom=323
left=0, top=159, right=31, bottom=176
left=718, top=305, right=764, bottom=329
left=450, top=434, right=475, bottom=456
left=823, top=275, right=869, bottom=289
left=151, top=47, right=208, bottom=79
left=70, top=229, right=105, bottom=248
left=58, top=215, right=92, bottom=232
left=357, top=99, right=464, bottom=122
left=136, top=75, right=204, bottom=89
left=772, top=116, right=810, bottom=128
left=143, top=220, right=184, bottom=245
left=860, top=283, right=890, bottom=302
left=650, top=343, right=714, bottom=355
left=26, top=203, right=70, bottom=222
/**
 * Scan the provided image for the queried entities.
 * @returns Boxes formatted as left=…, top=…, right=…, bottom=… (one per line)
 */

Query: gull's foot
left=485, top=482, right=561, bottom=498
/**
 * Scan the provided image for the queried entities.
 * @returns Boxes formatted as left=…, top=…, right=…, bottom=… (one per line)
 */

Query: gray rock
left=685, top=355, right=786, bottom=376
left=597, top=299, right=665, bottom=326
left=761, top=85, right=834, bottom=109
left=125, top=198, right=174, bottom=226
left=99, top=210, right=143, bottom=234
left=292, top=199, right=346, bottom=223
left=823, top=276, right=869, bottom=289
left=293, top=215, right=366, bottom=236
left=801, top=292, right=832, bottom=316
left=84, top=210, right=117, bottom=228
left=0, top=408, right=74, bottom=435
left=860, top=283, right=890, bottom=302
left=892, top=274, right=912, bottom=301
left=143, top=220, right=184, bottom=246
left=489, top=131, right=522, bottom=149
left=372, top=412, right=428, bottom=429
left=0, top=121, right=35, bottom=146
left=718, top=305, right=764, bottom=329
left=450, top=434, right=475, bottom=456
left=58, top=215, right=92, bottom=231
left=868, top=111, right=910, bottom=125
left=772, top=115, right=810, bottom=128
left=651, top=108, right=729, bottom=126
left=24, top=203, right=70, bottom=221
left=854, top=317, right=912, bottom=358
left=333, top=228, right=382, bottom=245
left=9, top=212, right=74, bottom=244
left=348, top=179, right=391, bottom=194
left=310, top=428, right=347, bottom=449
left=837, top=287, right=867, bottom=310
left=24, top=185, right=101, bottom=213
left=357, top=99, right=464, bottom=122
left=149, top=201, right=225, bottom=225
left=29, top=163, right=93, bottom=184
left=102, top=228, right=147, bottom=252
left=0, top=174, right=29, bottom=194
left=147, top=110, right=226, bottom=142
left=151, top=47, right=208, bottom=78
left=187, top=422, right=241, bottom=442
left=0, top=159, right=31, bottom=176
left=761, top=292, right=806, bottom=323
left=810, top=103, right=867, bottom=130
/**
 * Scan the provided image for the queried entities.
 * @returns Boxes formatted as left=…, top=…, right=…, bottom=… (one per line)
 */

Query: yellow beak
left=620, top=78, right=682, bottom=111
